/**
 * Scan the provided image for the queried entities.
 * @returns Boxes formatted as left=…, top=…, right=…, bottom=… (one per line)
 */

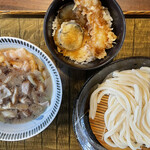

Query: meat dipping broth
left=0, top=48, right=52, bottom=123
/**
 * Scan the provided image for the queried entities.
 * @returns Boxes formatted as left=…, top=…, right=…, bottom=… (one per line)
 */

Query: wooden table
left=0, top=0, right=150, bottom=150
left=0, top=0, right=150, bottom=15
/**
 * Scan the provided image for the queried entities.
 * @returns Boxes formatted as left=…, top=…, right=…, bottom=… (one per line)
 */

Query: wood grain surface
left=0, top=0, right=149, bottom=15
left=0, top=17, right=149, bottom=150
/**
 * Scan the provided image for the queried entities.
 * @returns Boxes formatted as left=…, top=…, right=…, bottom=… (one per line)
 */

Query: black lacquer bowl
left=72, top=57, right=150, bottom=149
left=44, top=0, right=126, bottom=70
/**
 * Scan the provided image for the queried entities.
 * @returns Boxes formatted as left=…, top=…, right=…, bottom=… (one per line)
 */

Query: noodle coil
left=89, top=67, right=150, bottom=150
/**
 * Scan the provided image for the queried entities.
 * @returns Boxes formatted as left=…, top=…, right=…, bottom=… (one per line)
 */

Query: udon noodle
left=89, top=67, right=150, bottom=150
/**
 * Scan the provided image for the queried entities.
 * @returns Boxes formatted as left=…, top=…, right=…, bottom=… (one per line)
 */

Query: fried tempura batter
left=52, top=0, right=117, bottom=64
left=74, top=0, right=117, bottom=59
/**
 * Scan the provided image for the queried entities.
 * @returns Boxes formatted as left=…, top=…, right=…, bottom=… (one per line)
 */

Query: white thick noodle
left=89, top=67, right=150, bottom=150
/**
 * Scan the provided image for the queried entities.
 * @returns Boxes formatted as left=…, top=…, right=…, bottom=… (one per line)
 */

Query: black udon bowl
left=44, top=0, right=126, bottom=70
left=72, top=57, right=150, bottom=149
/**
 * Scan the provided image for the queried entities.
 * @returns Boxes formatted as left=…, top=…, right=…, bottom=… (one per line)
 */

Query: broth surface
left=0, top=48, right=52, bottom=123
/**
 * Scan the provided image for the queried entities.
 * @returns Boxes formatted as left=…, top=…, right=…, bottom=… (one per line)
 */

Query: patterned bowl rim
left=0, top=37, right=62, bottom=141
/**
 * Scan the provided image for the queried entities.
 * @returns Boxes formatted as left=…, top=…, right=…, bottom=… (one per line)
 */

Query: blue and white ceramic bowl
left=0, top=37, right=62, bottom=141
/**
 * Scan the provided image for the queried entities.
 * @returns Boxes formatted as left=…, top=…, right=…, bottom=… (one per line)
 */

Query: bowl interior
left=44, top=0, right=126, bottom=70
left=73, top=57, right=150, bottom=149
left=0, top=37, right=62, bottom=141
